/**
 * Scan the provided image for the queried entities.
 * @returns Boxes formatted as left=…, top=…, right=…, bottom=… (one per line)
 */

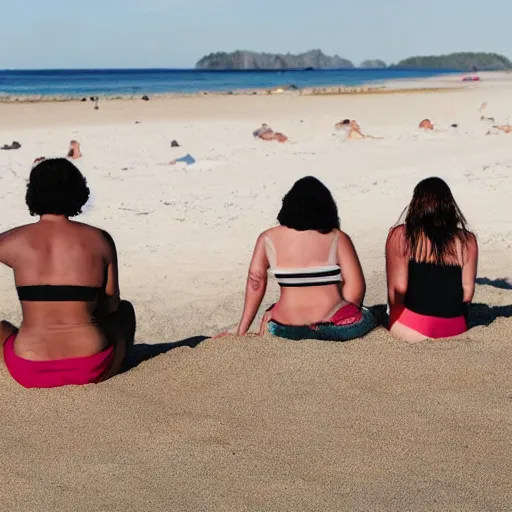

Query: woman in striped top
left=236, top=177, right=376, bottom=341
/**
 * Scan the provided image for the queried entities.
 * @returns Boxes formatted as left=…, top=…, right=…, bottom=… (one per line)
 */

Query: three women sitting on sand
left=0, top=161, right=479, bottom=388
left=0, top=158, right=135, bottom=388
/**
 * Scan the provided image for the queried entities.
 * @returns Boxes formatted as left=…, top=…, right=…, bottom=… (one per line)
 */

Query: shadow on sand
left=122, top=336, right=209, bottom=373
left=368, top=302, right=512, bottom=330
left=476, top=277, right=512, bottom=290
left=468, top=303, right=512, bottom=328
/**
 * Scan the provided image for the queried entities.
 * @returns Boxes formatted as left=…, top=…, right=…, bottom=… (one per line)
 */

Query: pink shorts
left=3, top=334, right=114, bottom=388
left=389, top=305, right=467, bottom=339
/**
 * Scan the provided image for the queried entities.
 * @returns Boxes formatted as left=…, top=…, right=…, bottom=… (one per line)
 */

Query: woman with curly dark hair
left=386, top=177, right=478, bottom=342
left=236, top=176, right=376, bottom=341
left=0, top=158, right=135, bottom=388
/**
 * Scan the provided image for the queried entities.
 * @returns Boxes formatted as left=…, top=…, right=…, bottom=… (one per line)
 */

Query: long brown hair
left=399, top=177, right=471, bottom=264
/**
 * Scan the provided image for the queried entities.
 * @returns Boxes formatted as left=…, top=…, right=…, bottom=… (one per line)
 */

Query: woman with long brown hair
left=386, top=177, right=478, bottom=342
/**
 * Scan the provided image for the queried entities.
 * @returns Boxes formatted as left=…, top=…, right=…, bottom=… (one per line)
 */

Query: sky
left=1, top=0, right=511, bottom=69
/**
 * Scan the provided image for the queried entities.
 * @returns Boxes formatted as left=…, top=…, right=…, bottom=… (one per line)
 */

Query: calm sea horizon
left=0, top=68, right=460, bottom=98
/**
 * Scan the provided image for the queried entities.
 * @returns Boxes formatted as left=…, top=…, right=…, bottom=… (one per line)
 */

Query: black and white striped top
left=273, top=265, right=342, bottom=287
left=264, top=232, right=342, bottom=288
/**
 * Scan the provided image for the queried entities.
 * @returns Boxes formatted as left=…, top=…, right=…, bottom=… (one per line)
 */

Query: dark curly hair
left=277, top=176, right=340, bottom=234
left=26, top=158, right=90, bottom=217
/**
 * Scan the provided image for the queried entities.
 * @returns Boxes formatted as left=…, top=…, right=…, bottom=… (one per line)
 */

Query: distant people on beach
left=236, top=176, right=376, bottom=341
left=335, top=119, right=381, bottom=140
left=253, top=124, right=288, bottom=143
left=30, top=140, right=83, bottom=166
left=0, top=158, right=135, bottom=388
left=386, top=177, right=478, bottom=343
left=479, top=101, right=512, bottom=133
left=1, top=141, right=21, bottom=151
left=67, top=140, right=82, bottom=160
left=479, top=102, right=495, bottom=123
left=487, top=124, right=512, bottom=135
left=419, top=119, right=435, bottom=131
left=418, top=119, right=459, bottom=132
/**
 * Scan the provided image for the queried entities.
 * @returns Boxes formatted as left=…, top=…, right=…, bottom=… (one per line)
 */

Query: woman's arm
left=337, top=231, right=366, bottom=306
left=462, top=233, right=478, bottom=303
left=97, top=230, right=121, bottom=315
left=0, top=228, right=20, bottom=268
left=237, top=234, right=270, bottom=335
left=385, top=226, right=409, bottom=309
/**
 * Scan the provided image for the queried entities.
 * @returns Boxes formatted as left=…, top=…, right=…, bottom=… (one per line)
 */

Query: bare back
left=262, top=226, right=365, bottom=325
left=0, top=216, right=118, bottom=360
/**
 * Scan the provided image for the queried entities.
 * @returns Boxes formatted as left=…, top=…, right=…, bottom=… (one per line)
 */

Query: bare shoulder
left=264, top=226, right=282, bottom=236
left=70, top=221, right=117, bottom=253
left=335, top=230, right=359, bottom=252
left=465, top=231, right=479, bottom=254
left=0, top=224, right=33, bottom=243
left=466, top=231, right=478, bottom=245
left=335, top=229, right=352, bottom=243
left=386, top=224, right=405, bottom=243
left=71, top=221, right=114, bottom=239
left=260, top=226, right=282, bottom=242
left=388, top=224, right=405, bottom=237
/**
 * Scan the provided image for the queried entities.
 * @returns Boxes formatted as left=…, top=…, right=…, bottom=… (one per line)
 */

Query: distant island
left=196, top=50, right=354, bottom=70
left=196, top=50, right=512, bottom=71
left=360, top=59, right=387, bottom=69
left=393, top=52, right=512, bottom=70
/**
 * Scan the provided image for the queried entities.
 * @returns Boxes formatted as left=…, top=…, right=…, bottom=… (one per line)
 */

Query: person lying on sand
left=418, top=119, right=459, bottom=131
left=253, top=124, right=288, bottom=143
left=67, top=140, right=82, bottom=160
left=386, top=177, right=478, bottom=343
left=487, top=124, right=512, bottom=135
left=419, top=119, right=435, bottom=131
left=479, top=102, right=495, bottom=123
left=335, top=119, right=381, bottom=140
left=235, top=176, right=377, bottom=341
left=0, top=158, right=135, bottom=389
left=1, top=141, right=21, bottom=150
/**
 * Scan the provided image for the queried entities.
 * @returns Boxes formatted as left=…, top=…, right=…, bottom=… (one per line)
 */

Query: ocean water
left=0, top=68, right=459, bottom=98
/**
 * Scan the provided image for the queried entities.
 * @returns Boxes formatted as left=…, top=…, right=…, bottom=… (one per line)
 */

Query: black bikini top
left=17, top=285, right=101, bottom=302
left=404, top=261, right=465, bottom=318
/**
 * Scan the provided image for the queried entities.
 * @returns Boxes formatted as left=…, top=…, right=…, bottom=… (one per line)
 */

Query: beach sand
left=0, top=73, right=511, bottom=511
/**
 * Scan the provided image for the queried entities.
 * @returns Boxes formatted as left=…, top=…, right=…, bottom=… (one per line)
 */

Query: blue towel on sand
left=175, top=154, right=196, bottom=165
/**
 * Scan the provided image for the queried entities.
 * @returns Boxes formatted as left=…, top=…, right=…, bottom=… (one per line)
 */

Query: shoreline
left=0, top=70, right=469, bottom=104
left=0, top=85, right=464, bottom=104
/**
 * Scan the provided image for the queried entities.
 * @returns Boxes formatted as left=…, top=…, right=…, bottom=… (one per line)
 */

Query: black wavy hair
left=26, top=158, right=90, bottom=217
left=277, top=176, right=340, bottom=234
left=399, top=177, right=471, bottom=264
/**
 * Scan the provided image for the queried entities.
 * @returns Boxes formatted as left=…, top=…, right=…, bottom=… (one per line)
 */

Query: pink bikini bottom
left=389, top=305, right=467, bottom=339
left=3, top=334, right=114, bottom=389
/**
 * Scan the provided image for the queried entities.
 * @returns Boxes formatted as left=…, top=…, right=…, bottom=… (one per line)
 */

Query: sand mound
left=1, top=282, right=511, bottom=511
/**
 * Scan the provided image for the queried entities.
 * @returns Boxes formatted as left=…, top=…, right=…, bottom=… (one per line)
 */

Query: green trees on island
left=196, top=51, right=512, bottom=71
left=394, top=52, right=512, bottom=70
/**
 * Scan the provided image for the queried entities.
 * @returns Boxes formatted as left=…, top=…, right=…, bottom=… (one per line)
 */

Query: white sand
left=0, top=73, right=511, bottom=511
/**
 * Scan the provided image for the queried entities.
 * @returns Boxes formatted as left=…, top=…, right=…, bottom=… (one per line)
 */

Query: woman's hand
left=259, top=309, right=274, bottom=335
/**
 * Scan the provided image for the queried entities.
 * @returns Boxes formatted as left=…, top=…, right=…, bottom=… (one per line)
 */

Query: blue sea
left=0, top=68, right=459, bottom=98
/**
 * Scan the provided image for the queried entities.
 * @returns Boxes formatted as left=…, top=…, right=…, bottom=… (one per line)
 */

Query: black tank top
left=404, top=261, right=465, bottom=318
